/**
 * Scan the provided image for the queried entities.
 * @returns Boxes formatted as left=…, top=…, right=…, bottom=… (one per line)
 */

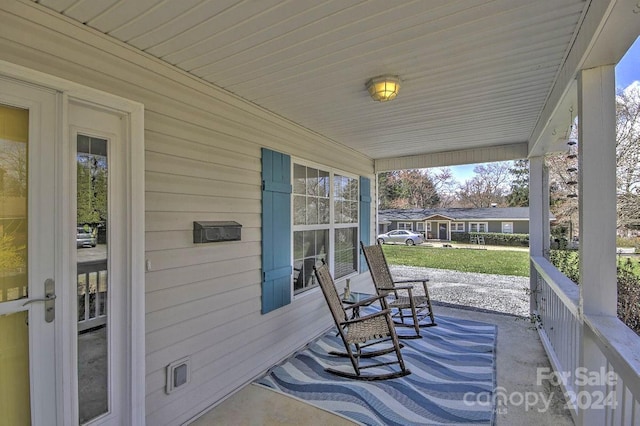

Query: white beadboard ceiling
left=32, top=0, right=590, bottom=161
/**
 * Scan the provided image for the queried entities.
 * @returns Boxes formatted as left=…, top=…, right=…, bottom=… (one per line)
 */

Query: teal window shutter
left=261, top=148, right=292, bottom=314
left=359, top=176, right=371, bottom=272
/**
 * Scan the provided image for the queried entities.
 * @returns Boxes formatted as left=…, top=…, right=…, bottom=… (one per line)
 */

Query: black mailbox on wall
left=193, top=221, right=242, bottom=243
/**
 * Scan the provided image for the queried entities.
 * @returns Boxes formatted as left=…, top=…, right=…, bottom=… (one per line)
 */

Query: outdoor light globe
left=366, top=75, right=400, bottom=102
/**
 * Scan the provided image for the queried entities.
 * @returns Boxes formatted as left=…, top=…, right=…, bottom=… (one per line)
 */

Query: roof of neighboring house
left=379, top=207, right=555, bottom=222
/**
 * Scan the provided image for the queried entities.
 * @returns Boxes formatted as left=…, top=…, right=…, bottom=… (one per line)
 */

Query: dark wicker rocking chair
left=361, top=242, right=437, bottom=339
left=313, top=263, right=410, bottom=381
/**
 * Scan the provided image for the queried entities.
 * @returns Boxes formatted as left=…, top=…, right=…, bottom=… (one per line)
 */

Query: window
left=427, top=223, right=432, bottom=232
left=293, top=163, right=358, bottom=294
left=469, top=222, right=488, bottom=233
left=293, top=164, right=330, bottom=226
left=416, top=222, right=425, bottom=232
left=398, top=222, right=413, bottom=231
left=451, top=222, right=465, bottom=232
left=333, top=174, right=359, bottom=279
left=293, top=229, right=328, bottom=294
left=502, top=222, right=513, bottom=234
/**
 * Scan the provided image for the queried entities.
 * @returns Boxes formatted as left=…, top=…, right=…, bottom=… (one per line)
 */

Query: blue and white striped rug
left=256, top=308, right=497, bottom=425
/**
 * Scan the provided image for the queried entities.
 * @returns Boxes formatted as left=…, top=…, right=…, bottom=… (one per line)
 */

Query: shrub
left=616, top=236, right=640, bottom=250
left=0, top=235, right=25, bottom=271
left=549, top=250, right=640, bottom=336
left=547, top=249, right=580, bottom=284
left=617, top=259, right=640, bottom=334
left=450, top=232, right=529, bottom=247
left=449, top=232, right=469, bottom=243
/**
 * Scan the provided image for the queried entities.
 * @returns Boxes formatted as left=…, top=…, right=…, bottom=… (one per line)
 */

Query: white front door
left=0, top=76, right=58, bottom=425
left=0, top=72, right=143, bottom=425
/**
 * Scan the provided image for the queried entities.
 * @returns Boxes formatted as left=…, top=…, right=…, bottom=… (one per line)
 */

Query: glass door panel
left=0, top=311, right=30, bottom=425
left=0, top=104, right=28, bottom=303
left=0, top=104, right=31, bottom=425
left=77, top=135, right=109, bottom=424
left=0, top=104, right=31, bottom=424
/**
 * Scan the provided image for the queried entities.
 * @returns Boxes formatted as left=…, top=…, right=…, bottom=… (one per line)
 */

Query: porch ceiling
left=32, top=0, right=591, bottom=161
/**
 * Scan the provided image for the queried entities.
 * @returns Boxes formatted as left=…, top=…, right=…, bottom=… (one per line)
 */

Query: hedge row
left=549, top=250, right=640, bottom=336
left=616, top=236, right=640, bottom=250
left=450, top=232, right=530, bottom=247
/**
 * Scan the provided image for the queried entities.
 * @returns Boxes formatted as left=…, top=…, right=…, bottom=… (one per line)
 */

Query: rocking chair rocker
left=313, top=263, right=410, bottom=381
left=361, top=242, right=437, bottom=338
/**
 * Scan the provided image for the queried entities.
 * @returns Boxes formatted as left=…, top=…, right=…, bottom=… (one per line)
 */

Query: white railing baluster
left=532, top=256, right=640, bottom=425
left=77, top=259, right=108, bottom=332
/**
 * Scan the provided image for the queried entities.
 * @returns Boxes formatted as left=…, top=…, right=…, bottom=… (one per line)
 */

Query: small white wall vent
left=166, top=356, right=191, bottom=394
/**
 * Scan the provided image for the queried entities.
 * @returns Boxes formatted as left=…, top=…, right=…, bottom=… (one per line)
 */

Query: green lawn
left=382, top=245, right=530, bottom=277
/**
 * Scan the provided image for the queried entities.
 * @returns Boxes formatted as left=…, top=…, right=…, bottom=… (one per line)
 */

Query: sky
left=616, top=35, right=640, bottom=90
left=434, top=36, right=640, bottom=184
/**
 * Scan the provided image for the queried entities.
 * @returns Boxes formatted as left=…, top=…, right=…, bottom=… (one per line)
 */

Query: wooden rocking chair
left=361, top=242, right=437, bottom=338
left=313, top=263, right=410, bottom=381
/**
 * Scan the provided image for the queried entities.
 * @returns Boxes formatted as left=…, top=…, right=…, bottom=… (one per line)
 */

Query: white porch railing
left=77, top=259, right=107, bottom=332
left=531, top=256, right=640, bottom=425
left=532, top=256, right=581, bottom=412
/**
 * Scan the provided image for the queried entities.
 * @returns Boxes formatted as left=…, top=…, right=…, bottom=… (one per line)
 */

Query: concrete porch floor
left=188, top=305, right=575, bottom=425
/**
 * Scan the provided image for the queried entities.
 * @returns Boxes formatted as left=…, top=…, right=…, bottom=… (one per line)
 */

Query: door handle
left=22, top=294, right=57, bottom=305
left=22, top=278, right=56, bottom=322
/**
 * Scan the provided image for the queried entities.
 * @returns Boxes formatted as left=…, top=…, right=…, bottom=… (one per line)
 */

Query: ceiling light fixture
left=365, top=75, right=401, bottom=102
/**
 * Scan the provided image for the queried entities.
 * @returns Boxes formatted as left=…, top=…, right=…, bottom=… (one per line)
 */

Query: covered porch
left=1, top=0, right=639, bottom=425
left=423, top=215, right=455, bottom=241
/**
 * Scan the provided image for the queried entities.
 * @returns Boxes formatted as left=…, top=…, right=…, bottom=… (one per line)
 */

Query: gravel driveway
left=389, top=265, right=531, bottom=317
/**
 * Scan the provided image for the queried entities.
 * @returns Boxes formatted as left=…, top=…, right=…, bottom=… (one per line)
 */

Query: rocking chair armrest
left=387, top=284, right=415, bottom=298
left=393, top=279, right=429, bottom=294
left=393, top=278, right=429, bottom=284
left=389, top=284, right=414, bottom=290
left=341, top=308, right=392, bottom=326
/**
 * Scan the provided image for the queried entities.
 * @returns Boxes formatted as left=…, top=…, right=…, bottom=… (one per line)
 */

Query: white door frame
left=0, top=60, right=145, bottom=425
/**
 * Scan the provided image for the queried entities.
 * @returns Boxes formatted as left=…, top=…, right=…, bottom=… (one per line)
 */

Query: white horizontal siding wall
left=0, top=2, right=374, bottom=425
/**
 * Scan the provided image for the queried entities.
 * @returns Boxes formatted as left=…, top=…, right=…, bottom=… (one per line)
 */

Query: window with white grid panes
left=292, top=164, right=358, bottom=294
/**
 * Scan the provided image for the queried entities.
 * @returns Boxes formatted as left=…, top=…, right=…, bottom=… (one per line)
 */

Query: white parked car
left=376, top=230, right=424, bottom=246
left=76, top=226, right=96, bottom=248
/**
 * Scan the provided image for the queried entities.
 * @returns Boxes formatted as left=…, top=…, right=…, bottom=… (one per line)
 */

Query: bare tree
left=431, top=167, right=457, bottom=207
left=546, top=151, right=579, bottom=239
left=616, top=83, right=640, bottom=234
left=556, top=83, right=640, bottom=236
left=456, top=162, right=513, bottom=207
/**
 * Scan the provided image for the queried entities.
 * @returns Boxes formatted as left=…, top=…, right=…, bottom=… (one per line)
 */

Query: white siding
left=0, top=2, right=374, bottom=425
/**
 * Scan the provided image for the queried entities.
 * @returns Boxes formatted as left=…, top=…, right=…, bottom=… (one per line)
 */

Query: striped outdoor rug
left=256, top=308, right=497, bottom=425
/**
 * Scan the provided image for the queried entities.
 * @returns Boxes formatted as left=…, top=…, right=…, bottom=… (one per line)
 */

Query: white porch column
left=578, top=66, right=617, bottom=315
left=529, top=156, right=545, bottom=314
left=577, top=65, right=617, bottom=426
left=542, top=164, right=550, bottom=254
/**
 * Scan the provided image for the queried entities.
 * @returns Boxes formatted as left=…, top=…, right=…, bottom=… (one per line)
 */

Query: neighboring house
left=379, top=207, right=554, bottom=240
